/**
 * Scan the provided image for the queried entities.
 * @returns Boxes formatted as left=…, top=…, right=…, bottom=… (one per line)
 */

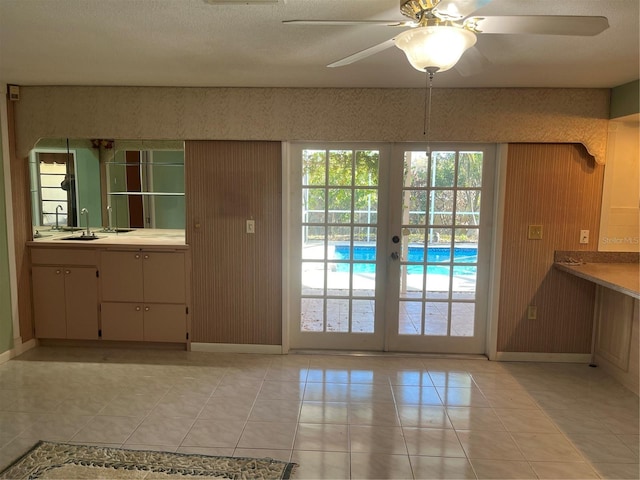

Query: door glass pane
left=327, top=299, right=349, bottom=332
left=454, top=227, right=478, bottom=250
left=328, top=150, right=353, bottom=186
left=456, top=190, right=481, bottom=225
left=431, top=151, right=456, bottom=187
left=457, top=152, right=483, bottom=187
left=405, top=190, right=428, bottom=225
left=301, top=298, right=324, bottom=332
left=451, top=302, right=475, bottom=336
left=425, top=302, right=448, bottom=335
left=452, top=266, right=476, bottom=300
left=432, top=190, right=454, bottom=225
left=327, top=189, right=352, bottom=223
left=354, top=263, right=376, bottom=298
left=303, top=188, right=325, bottom=223
left=302, top=262, right=325, bottom=296
left=354, top=189, right=377, bottom=224
left=354, top=226, right=377, bottom=245
left=399, top=301, right=422, bottom=335
left=303, top=150, right=326, bottom=185
left=426, top=266, right=450, bottom=299
left=352, top=300, right=375, bottom=333
left=302, top=226, right=325, bottom=260
left=355, top=151, right=379, bottom=185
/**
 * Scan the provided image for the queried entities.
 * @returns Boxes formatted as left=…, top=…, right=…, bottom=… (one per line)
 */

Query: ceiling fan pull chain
left=423, top=67, right=438, bottom=154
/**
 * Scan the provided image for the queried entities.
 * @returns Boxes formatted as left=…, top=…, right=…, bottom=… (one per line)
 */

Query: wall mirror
left=29, top=139, right=185, bottom=236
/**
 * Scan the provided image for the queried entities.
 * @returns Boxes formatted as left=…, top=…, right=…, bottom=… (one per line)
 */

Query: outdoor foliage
left=302, top=149, right=482, bottom=244
left=403, top=151, right=483, bottom=244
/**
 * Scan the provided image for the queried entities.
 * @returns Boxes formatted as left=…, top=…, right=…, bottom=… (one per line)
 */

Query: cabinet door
left=143, top=304, right=186, bottom=343
left=142, top=252, right=186, bottom=304
left=101, top=303, right=144, bottom=341
left=101, top=251, right=144, bottom=302
left=32, top=266, right=66, bottom=338
left=64, top=267, right=99, bottom=340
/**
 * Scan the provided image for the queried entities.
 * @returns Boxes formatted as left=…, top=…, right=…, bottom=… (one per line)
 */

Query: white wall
left=599, top=117, right=640, bottom=251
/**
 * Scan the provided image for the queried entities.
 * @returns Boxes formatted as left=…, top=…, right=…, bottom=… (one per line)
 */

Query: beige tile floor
left=0, top=346, right=638, bottom=479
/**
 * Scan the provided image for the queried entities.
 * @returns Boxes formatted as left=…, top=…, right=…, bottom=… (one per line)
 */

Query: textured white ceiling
left=0, top=0, right=638, bottom=89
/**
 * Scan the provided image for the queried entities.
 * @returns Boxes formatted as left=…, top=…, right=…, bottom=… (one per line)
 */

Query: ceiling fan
left=284, top=0, right=609, bottom=75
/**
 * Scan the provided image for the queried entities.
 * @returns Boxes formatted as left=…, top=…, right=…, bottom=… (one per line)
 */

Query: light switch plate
left=246, top=219, right=255, bottom=234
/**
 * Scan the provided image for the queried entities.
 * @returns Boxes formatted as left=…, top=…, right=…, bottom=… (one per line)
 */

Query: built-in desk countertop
left=554, top=262, right=639, bottom=299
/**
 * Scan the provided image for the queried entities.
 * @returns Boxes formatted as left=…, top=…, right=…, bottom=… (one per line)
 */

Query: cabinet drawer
left=31, top=248, right=98, bottom=266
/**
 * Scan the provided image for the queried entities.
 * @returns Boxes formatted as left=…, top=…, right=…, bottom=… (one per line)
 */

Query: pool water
left=332, top=245, right=477, bottom=275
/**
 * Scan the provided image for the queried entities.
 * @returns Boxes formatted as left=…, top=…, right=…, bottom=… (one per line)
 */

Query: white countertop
left=555, top=262, right=640, bottom=299
left=28, top=228, right=187, bottom=249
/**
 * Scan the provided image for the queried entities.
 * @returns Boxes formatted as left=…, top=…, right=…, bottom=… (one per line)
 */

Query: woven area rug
left=0, top=441, right=296, bottom=479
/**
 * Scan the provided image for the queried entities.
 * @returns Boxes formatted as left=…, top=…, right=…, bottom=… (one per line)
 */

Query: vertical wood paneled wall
left=185, top=141, right=282, bottom=345
left=498, top=144, right=605, bottom=353
left=7, top=99, right=34, bottom=343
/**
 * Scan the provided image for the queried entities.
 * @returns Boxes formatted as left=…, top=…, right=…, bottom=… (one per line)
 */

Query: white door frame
left=283, top=141, right=505, bottom=355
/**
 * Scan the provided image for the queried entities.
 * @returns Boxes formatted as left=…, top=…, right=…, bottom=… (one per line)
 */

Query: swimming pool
left=332, top=245, right=477, bottom=274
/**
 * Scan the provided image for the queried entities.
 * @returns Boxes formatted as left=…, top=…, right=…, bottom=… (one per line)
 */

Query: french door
left=289, top=142, right=495, bottom=354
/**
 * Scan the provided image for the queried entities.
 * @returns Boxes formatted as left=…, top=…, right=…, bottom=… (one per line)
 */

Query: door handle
left=390, top=252, right=399, bottom=260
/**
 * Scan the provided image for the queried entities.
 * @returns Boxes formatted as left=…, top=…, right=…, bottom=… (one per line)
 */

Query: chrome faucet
left=54, top=205, right=63, bottom=230
left=80, top=208, right=91, bottom=237
left=106, top=205, right=113, bottom=231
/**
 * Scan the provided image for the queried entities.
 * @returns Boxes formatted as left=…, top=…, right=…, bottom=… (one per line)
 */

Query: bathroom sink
left=61, top=235, right=100, bottom=241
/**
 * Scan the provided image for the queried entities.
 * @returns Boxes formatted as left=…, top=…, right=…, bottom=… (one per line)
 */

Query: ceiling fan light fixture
left=394, top=25, right=476, bottom=72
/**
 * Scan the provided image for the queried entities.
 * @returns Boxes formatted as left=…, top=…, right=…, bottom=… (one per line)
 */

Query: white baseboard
left=190, top=343, right=283, bottom=355
left=495, top=352, right=592, bottom=363
left=0, top=338, right=38, bottom=366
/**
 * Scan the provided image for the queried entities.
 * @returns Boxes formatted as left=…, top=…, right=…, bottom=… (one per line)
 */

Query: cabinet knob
left=135, top=306, right=141, bottom=311
left=143, top=254, right=150, bottom=260
left=144, top=306, right=150, bottom=311
left=65, top=270, right=71, bottom=275
left=55, top=269, right=61, bottom=275
left=134, top=254, right=140, bottom=259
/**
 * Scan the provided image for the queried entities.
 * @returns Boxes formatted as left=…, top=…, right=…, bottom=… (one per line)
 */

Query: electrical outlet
left=580, top=230, right=589, bottom=244
left=528, top=225, right=543, bottom=240
left=246, top=219, right=255, bottom=234
left=527, top=305, right=537, bottom=320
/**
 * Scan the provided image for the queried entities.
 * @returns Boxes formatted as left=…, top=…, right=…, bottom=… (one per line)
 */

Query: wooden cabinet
left=100, top=249, right=187, bottom=343
left=31, top=249, right=99, bottom=340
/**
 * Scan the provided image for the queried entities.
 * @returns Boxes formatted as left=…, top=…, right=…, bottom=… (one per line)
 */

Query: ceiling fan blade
left=466, top=15, right=609, bottom=36
left=283, top=19, right=414, bottom=27
left=454, top=46, right=490, bottom=76
left=435, top=0, right=493, bottom=20
left=327, top=38, right=397, bottom=68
